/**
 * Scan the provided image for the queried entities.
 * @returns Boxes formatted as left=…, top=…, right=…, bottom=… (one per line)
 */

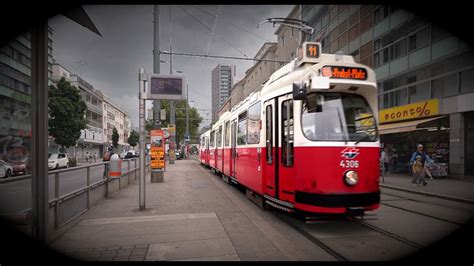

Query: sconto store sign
left=379, top=98, right=439, bottom=124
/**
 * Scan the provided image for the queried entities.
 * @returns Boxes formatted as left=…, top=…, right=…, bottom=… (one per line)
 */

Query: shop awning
left=378, top=116, right=446, bottom=135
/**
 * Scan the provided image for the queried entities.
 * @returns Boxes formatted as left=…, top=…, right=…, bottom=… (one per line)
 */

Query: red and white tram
left=200, top=42, right=380, bottom=215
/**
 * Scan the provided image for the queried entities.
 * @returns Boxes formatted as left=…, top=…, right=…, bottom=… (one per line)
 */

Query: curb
left=380, top=184, right=474, bottom=205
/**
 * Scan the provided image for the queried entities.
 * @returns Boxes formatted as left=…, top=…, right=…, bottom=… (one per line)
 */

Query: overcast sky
left=48, top=5, right=294, bottom=128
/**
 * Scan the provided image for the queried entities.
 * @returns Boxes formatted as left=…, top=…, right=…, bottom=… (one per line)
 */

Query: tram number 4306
left=340, top=160, right=360, bottom=168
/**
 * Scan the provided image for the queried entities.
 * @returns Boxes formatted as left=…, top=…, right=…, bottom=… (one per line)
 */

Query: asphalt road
left=0, top=159, right=139, bottom=214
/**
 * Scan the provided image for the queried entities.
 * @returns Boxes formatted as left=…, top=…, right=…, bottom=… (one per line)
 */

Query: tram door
left=231, top=119, right=237, bottom=178
left=263, top=99, right=276, bottom=197
left=277, top=94, right=295, bottom=202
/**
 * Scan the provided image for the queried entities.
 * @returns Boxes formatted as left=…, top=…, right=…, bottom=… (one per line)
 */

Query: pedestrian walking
left=94, top=152, right=97, bottom=163
left=85, top=151, right=89, bottom=163
left=409, top=144, right=433, bottom=185
left=412, top=155, right=426, bottom=186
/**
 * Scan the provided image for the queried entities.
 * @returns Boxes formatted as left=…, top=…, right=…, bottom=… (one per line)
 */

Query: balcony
left=86, top=101, right=103, bottom=115
left=87, top=119, right=102, bottom=129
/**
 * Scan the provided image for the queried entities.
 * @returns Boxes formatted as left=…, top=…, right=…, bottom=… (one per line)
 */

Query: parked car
left=124, top=151, right=139, bottom=159
left=0, top=160, right=13, bottom=178
left=48, top=153, right=69, bottom=170
left=11, top=158, right=30, bottom=176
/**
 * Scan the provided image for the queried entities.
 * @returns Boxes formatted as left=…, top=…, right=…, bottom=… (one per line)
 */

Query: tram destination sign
left=146, top=74, right=185, bottom=100
left=321, top=66, right=368, bottom=81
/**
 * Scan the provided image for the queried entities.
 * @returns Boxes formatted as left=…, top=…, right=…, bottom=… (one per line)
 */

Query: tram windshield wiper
left=354, top=128, right=377, bottom=144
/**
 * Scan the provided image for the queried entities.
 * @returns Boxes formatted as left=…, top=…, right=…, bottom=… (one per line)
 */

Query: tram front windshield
left=302, top=92, right=377, bottom=142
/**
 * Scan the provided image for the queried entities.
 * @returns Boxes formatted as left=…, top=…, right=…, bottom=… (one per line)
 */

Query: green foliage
left=127, top=130, right=139, bottom=147
left=112, top=127, right=119, bottom=148
left=159, top=100, right=203, bottom=144
left=48, top=77, right=87, bottom=148
left=145, top=119, right=155, bottom=132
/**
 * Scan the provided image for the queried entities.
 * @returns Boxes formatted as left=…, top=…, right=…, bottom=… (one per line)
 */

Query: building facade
left=51, top=63, right=104, bottom=159
left=301, top=4, right=474, bottom=176
left=0, top=30, right=53, bottom=165
left=211, top=64, right=235, bottom=123
left=102, top=94, right=131, bottom=152
left=51, top=63, right=131, bottom=159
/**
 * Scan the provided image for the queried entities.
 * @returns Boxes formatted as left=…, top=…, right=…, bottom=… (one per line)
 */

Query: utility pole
left=138, top=68, right=146, bottom=210
left=185, top=84, right=189, bottom=159
left=169, top=5, right=176, bottom=164
left=153, top=5, right=161, bottom=125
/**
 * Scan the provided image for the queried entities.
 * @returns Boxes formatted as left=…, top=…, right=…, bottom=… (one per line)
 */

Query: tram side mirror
left=293, top=82, right=307, bottom=100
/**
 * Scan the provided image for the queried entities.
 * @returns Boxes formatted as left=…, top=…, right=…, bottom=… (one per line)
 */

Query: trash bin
left=109, top=153, right=122, bottom=178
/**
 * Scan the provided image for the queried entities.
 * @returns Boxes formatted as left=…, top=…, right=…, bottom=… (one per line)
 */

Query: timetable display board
left=150, top=129, right=165, bottom=169
left=146, top=74, right=185, bottom=101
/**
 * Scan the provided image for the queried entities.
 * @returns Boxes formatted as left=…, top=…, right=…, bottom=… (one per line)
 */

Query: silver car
left=0, top=160, right=13, bottom=178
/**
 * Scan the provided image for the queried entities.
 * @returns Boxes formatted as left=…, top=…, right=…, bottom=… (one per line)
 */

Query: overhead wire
left=177, top=6, right=249, bottom=58
left=191, top=5, right=272, bottom=43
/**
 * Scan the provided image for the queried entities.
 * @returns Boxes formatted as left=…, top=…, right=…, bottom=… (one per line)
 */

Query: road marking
left=79, top=212, right=217, bottom=226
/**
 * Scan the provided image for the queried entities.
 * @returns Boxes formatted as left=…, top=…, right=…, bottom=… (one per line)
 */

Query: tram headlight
left=344, top=171, right=359, bottom=186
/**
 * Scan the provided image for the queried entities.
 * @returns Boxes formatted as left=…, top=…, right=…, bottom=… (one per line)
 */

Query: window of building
left=339, top=19, right=348, bottom=34
left=359, top=13, right=373, bottom=34
left=247, top=101, right=261, bottom=144
left=409, top=81, right=430, bottom=103
left=432, top=74, right=458, bottom=98
left=330, top=27, right=339, bottom=42
left=374, top=5, right=390, bottom=24
left=339, top=32, right=348, bottom=49
left=330, top=39, right=339, bottom=53
left=349, top=23, right=360, bottom=42
left=461, top=68, right=474, bottom=93
left=390, top=39, right=407, bottom=60
left=408, top=26, right=431, bottom=52
left=330, top=6, right=338, bottom=21
left=349, top=10, right=359, bottom=25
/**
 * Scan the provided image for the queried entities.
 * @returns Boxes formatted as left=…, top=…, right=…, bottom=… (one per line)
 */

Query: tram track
left=380, top=190, right=470, bottom=226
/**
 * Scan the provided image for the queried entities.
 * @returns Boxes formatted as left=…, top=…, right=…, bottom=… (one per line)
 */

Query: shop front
left=378, top=99, right=449, bottom=176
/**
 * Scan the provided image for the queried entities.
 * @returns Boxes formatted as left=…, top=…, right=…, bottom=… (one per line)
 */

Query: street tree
left=159, top=100, right=203, bottom=144
left=127, top=130, right=139, bottom=147
left=48, top=77, right=87, bottom=151
left=112, top=127, right=119, bottom=149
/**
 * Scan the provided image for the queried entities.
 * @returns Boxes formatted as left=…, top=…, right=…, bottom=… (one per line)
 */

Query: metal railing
left=1, top=158, right=150, bottom=230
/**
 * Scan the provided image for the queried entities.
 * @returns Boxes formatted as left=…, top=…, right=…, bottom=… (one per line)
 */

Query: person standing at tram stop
left=409, top=144, right=434, bottom=185
left=381, top=148, right=390, bottom=174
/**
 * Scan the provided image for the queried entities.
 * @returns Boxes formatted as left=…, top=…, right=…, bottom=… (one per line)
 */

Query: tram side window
left=247, top=101, right=261, bottom=145
left=266, top=105, right=273, bottom=164
left=237, top=112, right=247, bottom=146
left=225, top=121, right=231, bottom=147
left=217, top=125, right=223, bottom=147
left=210, top=131, right=215, bottom=148
left=281, top=100, right=294, bottom=167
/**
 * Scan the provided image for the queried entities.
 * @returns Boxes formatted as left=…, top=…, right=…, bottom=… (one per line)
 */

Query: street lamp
left=175, top=71, right=192, bottom=159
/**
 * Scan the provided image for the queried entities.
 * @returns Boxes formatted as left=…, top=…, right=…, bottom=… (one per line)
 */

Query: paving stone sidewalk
left=49, top=160, right=335, bottom=261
